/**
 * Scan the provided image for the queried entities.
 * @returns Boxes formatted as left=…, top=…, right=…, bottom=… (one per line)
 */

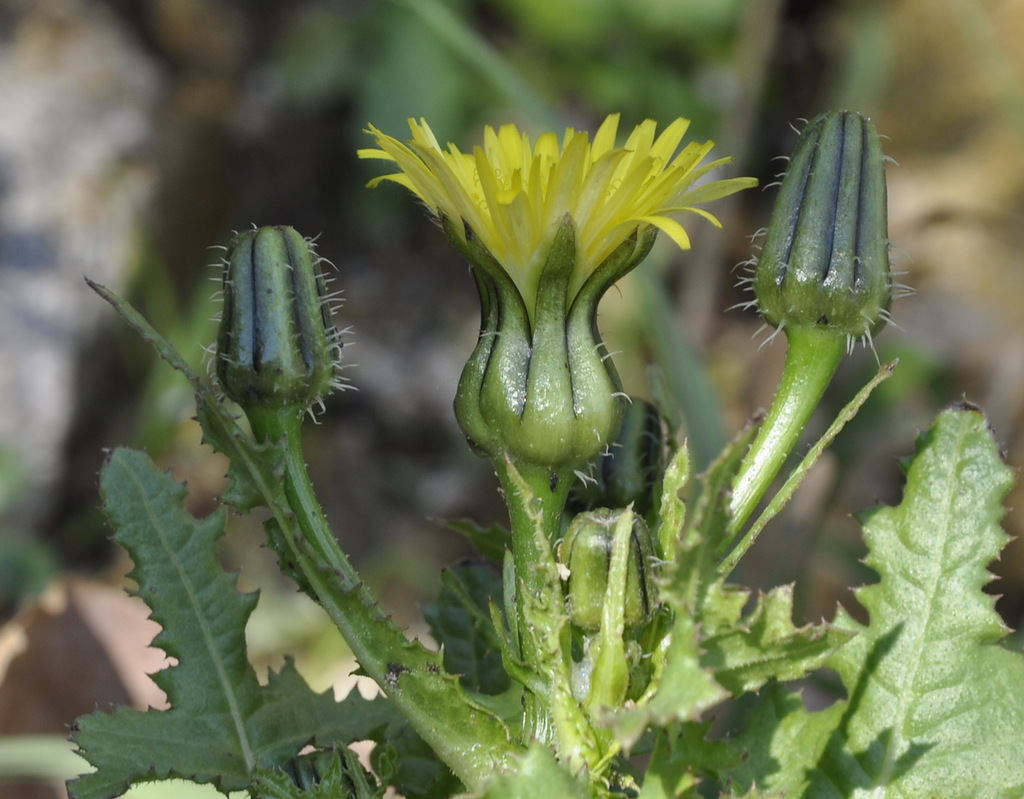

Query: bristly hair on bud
left=214, top=226, right=348, bottom=413
left=734, top=111, right=904, bottom=357
left=728, top=110, right=905, bottom=534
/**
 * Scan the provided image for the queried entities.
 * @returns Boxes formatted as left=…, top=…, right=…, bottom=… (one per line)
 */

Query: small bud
left=216, top=226, right=341, bottom=409
left=558, top=508, right=655, bottom=633
left=754, top=110, right=891, bottom=342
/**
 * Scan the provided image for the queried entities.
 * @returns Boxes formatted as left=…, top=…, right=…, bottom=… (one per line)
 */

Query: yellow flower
left=358, top=114, right=756, bottom=304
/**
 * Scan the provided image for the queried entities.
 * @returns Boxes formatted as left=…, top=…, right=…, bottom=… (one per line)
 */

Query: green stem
left=492, top=458, right=606, bottom=773
left=492, top=458, right=573, bottom=743
left=246, top=405, right=518, bottom=790
left=719, top=359, right=896, bottom=577
left=728, top=326, right=847, bottom=534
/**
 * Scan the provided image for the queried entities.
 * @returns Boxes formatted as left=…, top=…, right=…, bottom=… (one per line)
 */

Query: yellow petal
left=635, top=216, right=692, bottom=250
left=358, top=114, right=756, bottom=302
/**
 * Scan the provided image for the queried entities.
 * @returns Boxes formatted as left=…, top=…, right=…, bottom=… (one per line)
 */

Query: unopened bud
left=754, top=111, right=891, bottom=341
left=569, top=398, right=667, bottom=518
left=216, top=226, right=342, bottom=409
left=559, top=508, right=655, bottom=633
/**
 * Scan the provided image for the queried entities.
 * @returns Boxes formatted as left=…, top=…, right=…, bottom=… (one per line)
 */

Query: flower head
left=358, top=115, right=754, bottom=471
left=358, top=114, right=755, bottom=310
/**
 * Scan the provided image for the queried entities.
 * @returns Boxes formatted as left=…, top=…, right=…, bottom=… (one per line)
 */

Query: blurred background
left=2, top=0, right=1024, bottom=796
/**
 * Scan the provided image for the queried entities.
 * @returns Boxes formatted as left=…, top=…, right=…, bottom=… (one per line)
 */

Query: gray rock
left=0, top=0, right=162, bottom=527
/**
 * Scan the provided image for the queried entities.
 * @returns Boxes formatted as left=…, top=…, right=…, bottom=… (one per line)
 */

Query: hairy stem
left=492, top=458, right=573, bottom=743
left=247, top=405, right=518, bottom=790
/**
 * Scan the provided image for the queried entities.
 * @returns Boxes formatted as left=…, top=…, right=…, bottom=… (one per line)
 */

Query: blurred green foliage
left=271, top=0, right=749, bottom=139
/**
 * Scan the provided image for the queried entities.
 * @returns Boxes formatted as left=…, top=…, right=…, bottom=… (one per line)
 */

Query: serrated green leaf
left=701, top=584, right=853, bottom=693
left=726, top=682, right=843, bottom=795
left=637, top=731, right=700, bottom=799
left=71, top=449, right=263, bottom=798
left=423, top=562, right=510, bottom=695
left=247, top=661, right=401, bottom=763
left=638, top=722, right=743, bottom=799
left=607, top=613, right=726, bottom=750
left=69, top=450, right=408, bottom=799
left=731, top=406, right=1024, bottom=798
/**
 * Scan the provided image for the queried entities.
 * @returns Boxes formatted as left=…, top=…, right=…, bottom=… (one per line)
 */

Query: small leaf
left=423, top=562, right=510, bottom=695
left=194, top=395, right=286, bottom=514
left=701, top=584, right=853, bottom=693
left=247, top=660, right=401, bottom=764
left=607, top=614, right=726, bottom=751
left=653, top=444, right=690, bottom=562
left=251, top=748, right=382, bottom=799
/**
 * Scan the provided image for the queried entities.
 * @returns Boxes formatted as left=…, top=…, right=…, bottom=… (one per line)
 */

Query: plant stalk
left=247, top=405, right=518, bottom=790
left=728, top=326, right=847, bottom=534
left=492, top=458, right=573, bottom=743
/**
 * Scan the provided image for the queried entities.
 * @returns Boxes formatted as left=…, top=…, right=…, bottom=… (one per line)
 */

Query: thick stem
left=492, top=458, right=573, bottom=743
left=246, top=405, right=517, bottom=790
left=728, top=326, right=847, bottom=534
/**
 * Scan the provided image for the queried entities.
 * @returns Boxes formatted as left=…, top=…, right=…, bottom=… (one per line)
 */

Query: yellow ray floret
left=358, top=114, right=755, bottom=300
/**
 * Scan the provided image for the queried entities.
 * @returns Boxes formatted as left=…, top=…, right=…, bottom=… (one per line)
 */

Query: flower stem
left=728, top=326, right=847, bottom=535
left=492, top=458, right=573, bottom=742
left=719, top=358, right=896, bottom=577
left=246, top=405, right=517, bottom=790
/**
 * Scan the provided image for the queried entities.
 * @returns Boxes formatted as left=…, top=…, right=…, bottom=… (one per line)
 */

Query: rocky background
left=1, top=1, right=1023, bottom=796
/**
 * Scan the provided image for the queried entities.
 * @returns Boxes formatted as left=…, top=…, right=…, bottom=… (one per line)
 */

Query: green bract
left=216, top=226, right=341, bottom=410
left=452, top=216, right=656, bottom=470
left=754, top=110, right=891, bottom=341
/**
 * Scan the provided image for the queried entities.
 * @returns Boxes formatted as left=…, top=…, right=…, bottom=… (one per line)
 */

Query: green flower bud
left=568, top=398, right=668, bottom=519
left=452, top=216, right=656, bottom=471
left=753, top=110, right=891, bottom=342
left=216, top=226, right=342, bottom=410
left=558, top=508, right=655, bottom=633
left=729, top=111, right=896, bottom=534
